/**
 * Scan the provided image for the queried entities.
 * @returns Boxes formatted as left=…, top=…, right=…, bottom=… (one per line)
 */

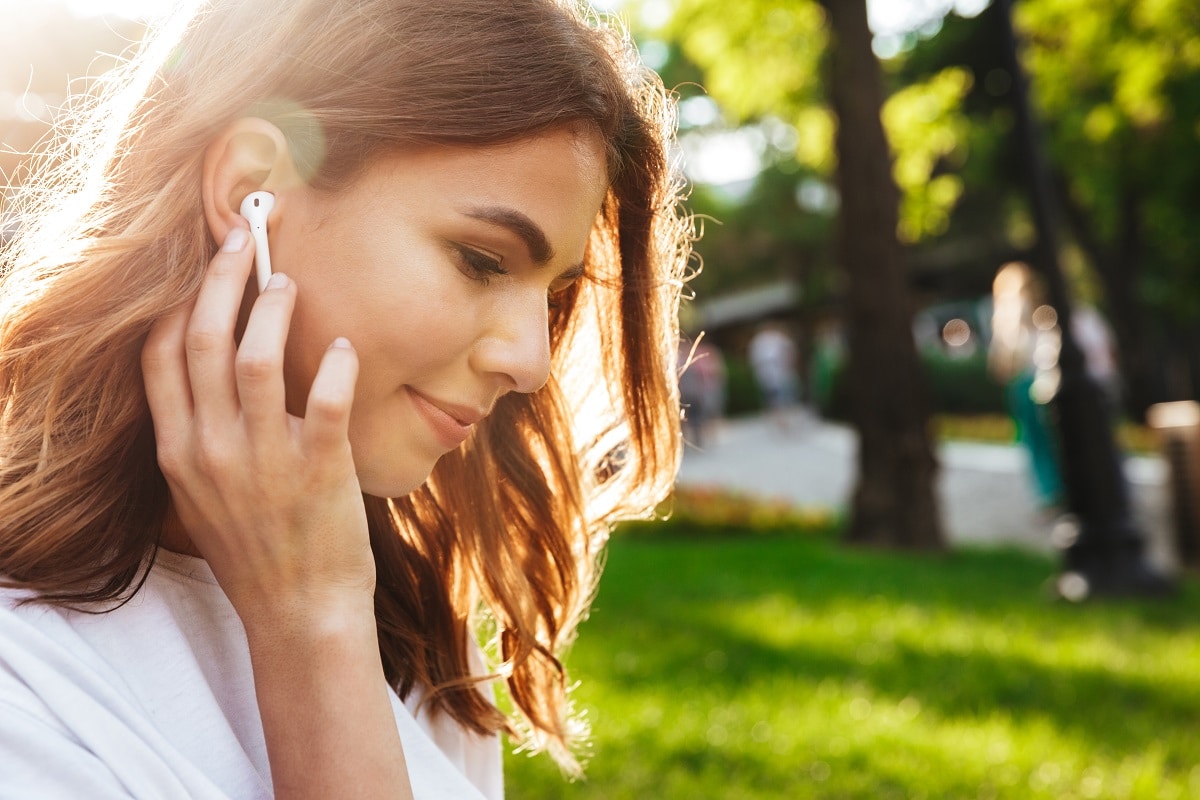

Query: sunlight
left=680, top=129, right=762, bottom=187
left=60, top=0, right=174, bottom=19
left=0, top=0, right=178, bottom=20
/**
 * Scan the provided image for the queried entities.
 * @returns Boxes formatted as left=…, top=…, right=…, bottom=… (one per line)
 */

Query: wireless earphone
left=239, top=191, right=275, bottom=293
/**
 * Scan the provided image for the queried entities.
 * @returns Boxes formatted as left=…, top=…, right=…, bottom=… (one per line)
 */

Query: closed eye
left=548, top=264, right=585, bottom=295
left=547, top=265, right=586, bottom=310
left=451, top=244, right=507, bottom=285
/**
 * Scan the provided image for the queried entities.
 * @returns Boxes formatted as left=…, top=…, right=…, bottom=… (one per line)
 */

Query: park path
left=675, top=411, right=1176, bottom=569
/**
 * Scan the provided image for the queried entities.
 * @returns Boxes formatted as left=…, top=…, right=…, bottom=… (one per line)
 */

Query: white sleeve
left=0, top=601, right=235, bottom=800
left=0, top=697, right=136, bottom=800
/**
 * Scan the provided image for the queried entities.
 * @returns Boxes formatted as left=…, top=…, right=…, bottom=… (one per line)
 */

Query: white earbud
left=239, top=191, right=275, bottom=293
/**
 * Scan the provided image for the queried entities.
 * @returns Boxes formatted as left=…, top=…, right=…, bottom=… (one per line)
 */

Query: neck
left=159, top=503, right=203, bottom=558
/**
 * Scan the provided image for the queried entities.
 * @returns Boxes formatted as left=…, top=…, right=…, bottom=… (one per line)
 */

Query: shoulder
left=0, top=592, right=133, bottom=797
left=0, top=573, right=248, bottom=799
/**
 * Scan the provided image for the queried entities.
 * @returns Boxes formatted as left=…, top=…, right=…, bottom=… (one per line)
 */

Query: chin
left=357, top=461, right=437, bottom=500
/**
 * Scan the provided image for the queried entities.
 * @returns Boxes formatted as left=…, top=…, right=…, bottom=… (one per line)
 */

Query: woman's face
left=268, top=128, right=609, bottom=497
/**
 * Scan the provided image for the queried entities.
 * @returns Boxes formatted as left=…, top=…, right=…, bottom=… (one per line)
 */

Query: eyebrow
left=460, top=205, right=555, bottom=265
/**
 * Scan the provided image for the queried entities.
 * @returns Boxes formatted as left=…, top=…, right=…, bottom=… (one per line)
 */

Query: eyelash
left=453, top=243, right=580, bottom=310
left=452, top=244, right=508, bottom=285
left=547, top=278, right=579, bottom=311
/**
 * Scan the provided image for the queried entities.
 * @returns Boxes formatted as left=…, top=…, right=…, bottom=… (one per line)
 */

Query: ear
left=201, top=117, right=303, bottom=244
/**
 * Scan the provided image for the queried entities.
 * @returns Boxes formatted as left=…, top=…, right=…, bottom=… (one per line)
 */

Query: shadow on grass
left=582, top=533, right=1200, bottom=765
left=591, top=611, right=1200, bottom=765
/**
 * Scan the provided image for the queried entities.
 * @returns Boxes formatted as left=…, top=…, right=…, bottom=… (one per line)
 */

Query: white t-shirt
left=0, top=549, right=503, bottom=799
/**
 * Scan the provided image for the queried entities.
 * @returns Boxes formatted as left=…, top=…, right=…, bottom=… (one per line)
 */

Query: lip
left=406, top=387, right=485, bottom=449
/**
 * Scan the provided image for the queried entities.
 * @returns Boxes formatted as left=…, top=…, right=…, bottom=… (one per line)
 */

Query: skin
left=142, top=126, right=609, bottom=800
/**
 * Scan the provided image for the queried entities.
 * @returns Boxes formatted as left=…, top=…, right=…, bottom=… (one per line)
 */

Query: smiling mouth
left=406, top=387, right=484, bottom=449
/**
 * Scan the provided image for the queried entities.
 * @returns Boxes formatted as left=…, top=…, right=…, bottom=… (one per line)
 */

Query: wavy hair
left=0, top=0, right=689, bottom=773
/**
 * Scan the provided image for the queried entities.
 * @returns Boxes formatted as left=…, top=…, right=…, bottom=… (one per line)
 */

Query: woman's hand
left=142, top=226, right=414, bottom=799
left=142, top=225, right=374, bottom=631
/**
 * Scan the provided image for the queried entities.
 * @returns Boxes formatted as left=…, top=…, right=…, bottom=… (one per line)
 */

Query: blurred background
left=3, top=0, right=1200, bottom=797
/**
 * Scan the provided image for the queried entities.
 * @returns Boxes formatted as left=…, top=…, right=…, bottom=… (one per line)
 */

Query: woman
left=0, top=1, right=690, bottom=797
left=987, top=261, right=1063, bottom=510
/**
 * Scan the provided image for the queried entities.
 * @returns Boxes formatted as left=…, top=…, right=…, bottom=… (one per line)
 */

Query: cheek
left=282, top=271, right=480, bottom=404
left=276, top=215, right=483, bottom=405
left=350, top=260, right=481, bottom=367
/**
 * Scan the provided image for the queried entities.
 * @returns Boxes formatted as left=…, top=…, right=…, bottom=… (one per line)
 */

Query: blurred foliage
left=892, top=0, right=1200, bottom=414
left=882, top=66, right=972, bottom=242
left=638, top=0, right=1200, bottom=411
left=932, top=413, right=1158, bottom=456
left=720, top=357, right=764, bottom=418
left=1014, top=0, right=1200, bottom=324
left=684, top=159, right=834, bottom=299
left=813, top=345, right=1008, bottom=419
left=640, top=0, right=1200, bottom=307
left=933, top=412, right=1019, bottom=443
left=664, top=0, right=828, bottom=132
left=627, top=484, right=837, bottom=536
left=646, top=0, right=974, bottom=246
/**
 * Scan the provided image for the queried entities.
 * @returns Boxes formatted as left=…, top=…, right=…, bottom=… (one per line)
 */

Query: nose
left=472, top=291, right=552, bottom=394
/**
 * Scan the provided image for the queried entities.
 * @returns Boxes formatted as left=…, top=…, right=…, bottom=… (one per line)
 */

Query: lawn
left=503, top=512, right=1200, bottom=799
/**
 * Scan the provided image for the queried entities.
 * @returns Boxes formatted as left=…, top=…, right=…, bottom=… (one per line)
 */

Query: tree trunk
left=1055, top=170, right=1163, bottom=420
left=821, top=0, right=945, bottom=549
left=789, top=245, right=817, bottom=409
left=997, top=0, right=1170, bottom=597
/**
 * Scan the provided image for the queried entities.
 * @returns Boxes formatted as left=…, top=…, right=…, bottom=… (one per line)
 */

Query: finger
left=301, top=338, right=359, bottom=457
left=185, top=227, right=254, bottom=424
left=235, top=271, right=297, bottom=438
left=142, top=306, right=194, bottom=446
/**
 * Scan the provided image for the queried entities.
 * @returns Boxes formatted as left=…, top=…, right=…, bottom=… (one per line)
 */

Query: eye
left=451, top=244, right=507, bottom=285
left=547, top=271, right=584, bottom=311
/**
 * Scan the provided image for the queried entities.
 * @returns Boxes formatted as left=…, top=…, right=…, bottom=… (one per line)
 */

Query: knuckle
left=307, top=390, right=350, bottom=424
left=208, top=251, right=247, bottom=278
left=141, top=329, right=178, bottom=370
left=193, top=434, right=233, bottom=474
left=154, top=443, right=184, bottom=478
left=184, top=326, right=227, bottom=357
left=141, top=344, right=170, bottom=373
left=234, top=351, right=278, bottom=382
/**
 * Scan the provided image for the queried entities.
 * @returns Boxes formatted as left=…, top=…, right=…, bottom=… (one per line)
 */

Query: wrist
left=239, top=587, right=379, bottom=649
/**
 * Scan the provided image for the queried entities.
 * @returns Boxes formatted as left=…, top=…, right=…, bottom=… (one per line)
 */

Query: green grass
left=504, top=521, right=1200, bottom=799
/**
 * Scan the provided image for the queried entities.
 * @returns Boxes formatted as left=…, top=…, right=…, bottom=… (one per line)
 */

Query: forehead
left=325, top=128, right=610, bottom=258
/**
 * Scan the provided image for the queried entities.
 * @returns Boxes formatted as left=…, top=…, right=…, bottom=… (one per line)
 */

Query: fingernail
left=222, top=228, right=249, bottom=253
left=266, top=272, right=289, bottom=291
left=330, top=337, right=353, bottom=350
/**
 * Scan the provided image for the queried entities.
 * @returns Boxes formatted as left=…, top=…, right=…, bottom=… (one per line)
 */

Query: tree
left=653, top=0, right=945, bottom=548
left=996, top=0, right=1170, bottom=596
left=896, top=0, right=1200, bottom=419
left=1017, top=0, right=1200, bottom=415
left=819, top=0, right=943, bottom=548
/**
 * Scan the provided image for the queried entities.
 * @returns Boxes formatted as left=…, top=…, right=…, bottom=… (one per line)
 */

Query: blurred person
left=677, top=337, right=726, bottom=448
left=748, top=321, right=800, bottom=430
left=988, top=262, right=1064, bottom=510
left=0, top=1, right=691, bottom=797
left=1071, top=304, right=1122, bottom=416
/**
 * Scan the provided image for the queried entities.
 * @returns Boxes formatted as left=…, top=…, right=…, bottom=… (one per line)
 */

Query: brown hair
left=0, top=0, right=689, bottom=772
